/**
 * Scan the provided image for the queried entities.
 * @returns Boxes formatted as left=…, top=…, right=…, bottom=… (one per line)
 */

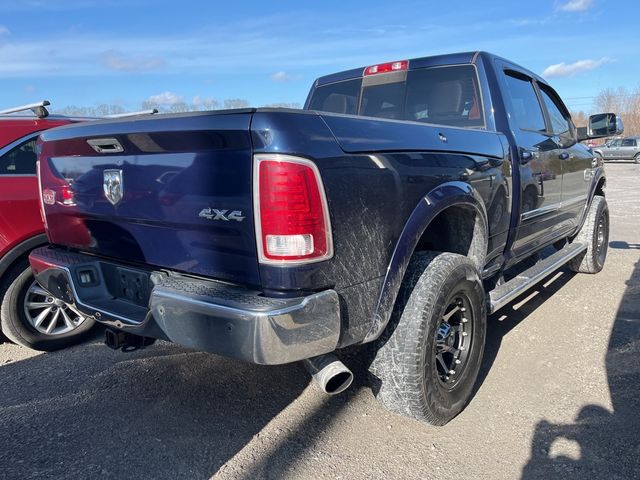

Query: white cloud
left=542, top=57, right=611, bottom=78
left=101, top=49, right=165, bottom=72
left=0, top=25, right=9, bottom=36
left=147, top=91, right=184, bottom=105
left=557, top=0, right=594, bottom=12
left=270, top=71, right=302, bottom=83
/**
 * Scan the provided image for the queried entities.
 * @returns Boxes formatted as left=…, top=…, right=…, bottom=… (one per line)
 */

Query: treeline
left=571, top=86, right=640, bottom=137
left=52, top=100, right=301, bottom=117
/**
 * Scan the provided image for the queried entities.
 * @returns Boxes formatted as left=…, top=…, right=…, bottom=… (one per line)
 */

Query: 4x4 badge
left=103, top=169, right=124, bottom=206
left=199, top=208, right=245, bottom=222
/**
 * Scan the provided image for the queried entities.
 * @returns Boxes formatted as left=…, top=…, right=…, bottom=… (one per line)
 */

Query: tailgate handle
left=87, top=138, right=124, bottom=154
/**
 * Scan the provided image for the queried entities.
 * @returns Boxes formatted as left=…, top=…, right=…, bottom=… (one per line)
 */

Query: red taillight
left=41, top=185, right=75, bottom=206
left=38, top=158, right=76, bottom=208
left=60, top=186, right=75, bottom=205
left=254, top=154, right=333, bottom=264
left=364, top=60, right=408, bottom=76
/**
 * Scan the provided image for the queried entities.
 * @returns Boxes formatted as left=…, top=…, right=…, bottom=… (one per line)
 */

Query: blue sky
left=0, top=0, right=638, bottom=113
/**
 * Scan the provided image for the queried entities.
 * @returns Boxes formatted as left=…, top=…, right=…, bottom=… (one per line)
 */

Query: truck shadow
left=520, top=258, right=640, bottom=479
left=0, top=340, right=316, bottom=479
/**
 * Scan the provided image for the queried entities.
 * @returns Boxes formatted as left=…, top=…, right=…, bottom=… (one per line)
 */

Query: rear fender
left=364, top=182, right=488, bottom=342
left=0, top=234, right=48, bottom=279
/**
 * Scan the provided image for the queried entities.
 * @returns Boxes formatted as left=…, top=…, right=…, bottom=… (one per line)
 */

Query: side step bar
left=489, top=242, right=587, bottom=314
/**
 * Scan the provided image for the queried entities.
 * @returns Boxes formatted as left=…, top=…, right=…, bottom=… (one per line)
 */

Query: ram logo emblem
left=103, top=169, right=124, bottom=206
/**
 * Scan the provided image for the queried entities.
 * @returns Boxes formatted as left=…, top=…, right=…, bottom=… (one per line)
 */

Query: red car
left=0, top=101, right=94, bottom=350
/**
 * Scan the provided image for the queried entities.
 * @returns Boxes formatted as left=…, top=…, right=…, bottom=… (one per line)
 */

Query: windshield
left=308, top=65, right=484, bottom=128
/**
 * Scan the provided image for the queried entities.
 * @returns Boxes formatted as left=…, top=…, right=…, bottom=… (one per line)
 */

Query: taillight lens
left=41, top=185, right=75, bottom=206
left=254, top=154, right=333, bottom=264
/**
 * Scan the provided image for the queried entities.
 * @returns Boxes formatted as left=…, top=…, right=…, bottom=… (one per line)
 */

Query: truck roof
left=314, top=51, right=546, bottom=87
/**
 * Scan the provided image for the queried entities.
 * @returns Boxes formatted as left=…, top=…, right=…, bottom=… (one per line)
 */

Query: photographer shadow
left=521, top=259, right=640, bottom=479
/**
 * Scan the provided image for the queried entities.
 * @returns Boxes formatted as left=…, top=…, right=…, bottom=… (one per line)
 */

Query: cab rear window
left=307, top=79, right=360, bottom=116
left=308, top=65, right=484, bottom=128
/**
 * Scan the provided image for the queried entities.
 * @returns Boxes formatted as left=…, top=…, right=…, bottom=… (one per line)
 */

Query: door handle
left=87, top=138, right=124, bottom=154
left=520, top=148, right=538, bottom=165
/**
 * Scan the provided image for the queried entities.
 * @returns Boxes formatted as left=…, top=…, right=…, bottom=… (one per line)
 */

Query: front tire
left=568, top=195, right=609, bottom=274
left=370, top=252, right=487, bottom=425
left=634, top=153, right=640, bottom=164
left=0, top=260, right=95, bottom=351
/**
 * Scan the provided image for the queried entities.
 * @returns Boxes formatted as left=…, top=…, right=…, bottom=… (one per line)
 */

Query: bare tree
left=594, top=86, right=640, bottom=136
left=53, top=104, right=129, bottom=117
left=168, top=102, right=190, bottom=113
left=139, top=97, right=249, bottom=113
left=192, top=98, right=220, bottom=111
left=95, top=104, right=125, bottom=116
left=141, top=100, right=161, bottom=112
left=570, top=110, right=588, bottom=128
left=264, top=102, right=301, bottom=109
left=223, top=98, right=250, bottom=109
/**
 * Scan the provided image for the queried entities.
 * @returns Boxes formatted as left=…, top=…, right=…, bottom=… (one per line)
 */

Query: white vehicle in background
left=593, top=136, right=640, bottom=163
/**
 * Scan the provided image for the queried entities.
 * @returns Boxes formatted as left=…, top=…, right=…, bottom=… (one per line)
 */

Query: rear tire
left=568, top=195, right=609, bottom=274
left=634, top=153, right=640, bottom=164
left=369, top=252, right=486, bottom=425
left=0, top=260, right=95, bottom=351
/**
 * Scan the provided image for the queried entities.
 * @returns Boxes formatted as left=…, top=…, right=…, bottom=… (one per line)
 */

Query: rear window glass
left=307, top=78, right=360, bottom=115
left=308, top=65, right=485, bottom=128
left=622, top=138, right=636, bottom=147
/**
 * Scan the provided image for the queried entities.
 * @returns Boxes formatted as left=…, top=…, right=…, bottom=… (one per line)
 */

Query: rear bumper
left=29, top=247, right=341, bottom=364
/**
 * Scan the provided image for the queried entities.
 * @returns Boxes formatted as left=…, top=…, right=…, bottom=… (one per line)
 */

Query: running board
left=489, top=242, right=587, bottom=314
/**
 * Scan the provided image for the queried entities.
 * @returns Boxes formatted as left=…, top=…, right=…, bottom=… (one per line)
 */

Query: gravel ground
left=1, top=163, right=638, bottom=480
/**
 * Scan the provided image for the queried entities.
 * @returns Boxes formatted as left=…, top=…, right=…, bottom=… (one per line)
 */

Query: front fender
left=363, top=181, right=488, bottom=342
left=573, top=166, right=606, bottom=236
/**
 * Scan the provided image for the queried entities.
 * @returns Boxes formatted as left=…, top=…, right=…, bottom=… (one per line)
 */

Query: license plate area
left=101, top=264, right=151, bottom=307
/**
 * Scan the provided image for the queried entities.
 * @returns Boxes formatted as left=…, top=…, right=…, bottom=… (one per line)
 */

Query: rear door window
left=502, top=71, right=546, bottom=132
left=621, top=139, right=636, bottom=147
left=0, top=136, right=38, bottom=175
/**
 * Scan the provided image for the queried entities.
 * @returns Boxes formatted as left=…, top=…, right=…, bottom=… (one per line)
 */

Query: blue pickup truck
left=30, top=51, right=621, bottom=425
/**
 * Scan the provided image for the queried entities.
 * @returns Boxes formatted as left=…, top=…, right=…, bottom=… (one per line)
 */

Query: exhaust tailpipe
left=303, top=353, right=353, bottom=395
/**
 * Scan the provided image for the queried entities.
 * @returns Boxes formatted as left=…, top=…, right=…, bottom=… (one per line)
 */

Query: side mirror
left=587, top=113, right=624, bottom=139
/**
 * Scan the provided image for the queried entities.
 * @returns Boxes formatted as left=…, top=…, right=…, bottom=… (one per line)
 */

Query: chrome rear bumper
left=29, top=247, right=341, bottom=365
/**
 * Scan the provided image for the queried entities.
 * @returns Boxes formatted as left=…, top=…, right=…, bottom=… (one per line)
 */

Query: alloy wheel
left=434, top=294, right=474, bottom=389
left=23, top=281, right=86, bottom=335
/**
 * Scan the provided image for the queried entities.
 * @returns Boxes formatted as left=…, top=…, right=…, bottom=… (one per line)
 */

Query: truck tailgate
left=37, top=111, right=260, bottom=286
